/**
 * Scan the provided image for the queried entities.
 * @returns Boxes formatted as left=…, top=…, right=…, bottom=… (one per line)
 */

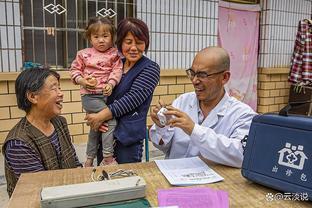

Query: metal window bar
left=31, top=0, right=35, bottom=63
left=0, top=1, right=3, bottom=71
left=42, top=0, right=46, bottom=65
left=54, top=0, right=57, bottom=70
left=6, top=1, right=11, bottom=71
left=12, top=1, right=17, bottom=72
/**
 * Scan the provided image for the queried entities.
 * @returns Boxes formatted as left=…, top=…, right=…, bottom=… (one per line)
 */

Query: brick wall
left=0, top=70, right=192, bottom=150
left=0, top=68, right=291, bottom=150
left=257, top=68, right=290, bottom=114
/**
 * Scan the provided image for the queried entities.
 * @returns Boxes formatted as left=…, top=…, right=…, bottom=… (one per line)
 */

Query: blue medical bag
left=242, top=104, right=312, bottom=200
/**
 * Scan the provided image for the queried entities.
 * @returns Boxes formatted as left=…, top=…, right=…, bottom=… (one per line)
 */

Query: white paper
left=155, top=157, right=224, bottom=186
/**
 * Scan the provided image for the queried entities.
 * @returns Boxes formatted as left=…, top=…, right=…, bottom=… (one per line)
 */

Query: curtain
left=218, top=0, right=260, bottom=110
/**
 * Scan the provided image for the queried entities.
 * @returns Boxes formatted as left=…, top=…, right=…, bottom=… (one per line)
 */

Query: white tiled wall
left=258, top=0, right=312, bottom=68
left=137, top=0, right=218, bottom=69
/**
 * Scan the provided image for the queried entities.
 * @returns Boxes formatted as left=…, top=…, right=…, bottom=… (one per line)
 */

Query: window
left=22, top=0, right=136, bottom=70
left=0, top=0, right=22, bottom=72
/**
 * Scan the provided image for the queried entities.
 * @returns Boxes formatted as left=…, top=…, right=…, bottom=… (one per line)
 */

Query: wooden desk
left=7, top=161, right=311, bottom=208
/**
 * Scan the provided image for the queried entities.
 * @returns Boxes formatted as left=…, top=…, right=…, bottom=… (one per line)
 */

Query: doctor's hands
left=150, top=100, right=167, bottom=127
left=151, top=100, right=195, bottom=135
left=165, top=106, right=195, bottom=135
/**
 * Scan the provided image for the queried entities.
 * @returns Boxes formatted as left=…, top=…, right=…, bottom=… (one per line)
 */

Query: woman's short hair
left=85, top=16, right=116, bottom=43
left=15, top=67, right=60, bottom=113
left=116, top=18, right=149, bottom=53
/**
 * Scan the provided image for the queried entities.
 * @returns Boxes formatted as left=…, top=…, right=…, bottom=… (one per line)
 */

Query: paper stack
left=155, top=157, right=224, bottom=186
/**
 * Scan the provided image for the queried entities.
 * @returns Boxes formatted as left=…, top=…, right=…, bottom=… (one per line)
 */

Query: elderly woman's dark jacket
left=2, top=116, right=78, bottom=197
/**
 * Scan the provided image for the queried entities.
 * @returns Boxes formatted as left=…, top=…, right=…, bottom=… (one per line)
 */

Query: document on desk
left=155, top=156, right=224, bottom=185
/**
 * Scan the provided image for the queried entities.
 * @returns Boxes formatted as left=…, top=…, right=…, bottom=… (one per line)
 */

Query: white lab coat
left=150, top=92, right=257, bottom=168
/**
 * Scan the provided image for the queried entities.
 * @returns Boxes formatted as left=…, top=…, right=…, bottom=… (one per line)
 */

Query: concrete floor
left=0, top=141, right=164, bottom=208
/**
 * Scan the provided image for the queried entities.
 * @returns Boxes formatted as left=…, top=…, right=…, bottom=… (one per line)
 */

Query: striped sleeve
left=5, top=140, right=44, bottom=177
left=108, top=62, right=160, bottom=118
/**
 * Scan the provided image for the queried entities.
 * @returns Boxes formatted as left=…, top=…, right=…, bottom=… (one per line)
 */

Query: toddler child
left=70, top=16, right=122, bottom=167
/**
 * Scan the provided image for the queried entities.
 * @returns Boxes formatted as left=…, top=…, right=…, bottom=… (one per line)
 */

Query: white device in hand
left=157, top=107, right=172, bottom=126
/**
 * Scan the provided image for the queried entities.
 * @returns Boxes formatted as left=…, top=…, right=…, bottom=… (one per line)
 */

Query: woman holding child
left=85, top=17, right=160, bottom=164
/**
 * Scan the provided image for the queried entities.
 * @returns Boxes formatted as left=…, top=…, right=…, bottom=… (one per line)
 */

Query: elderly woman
left=2, top=67, right=80, bottom=197
left=85, top=18, right=160, bottom=164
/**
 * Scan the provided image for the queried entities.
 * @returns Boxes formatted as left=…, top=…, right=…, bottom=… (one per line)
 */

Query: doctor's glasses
left=186, top=68, right=226, bottom=80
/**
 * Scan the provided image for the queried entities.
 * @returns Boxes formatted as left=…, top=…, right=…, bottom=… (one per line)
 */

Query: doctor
left=149, top=47, right=257, bottom=168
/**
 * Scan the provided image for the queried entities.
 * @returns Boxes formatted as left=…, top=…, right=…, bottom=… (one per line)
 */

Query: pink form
left=158, top=187, right=229, bottom=208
